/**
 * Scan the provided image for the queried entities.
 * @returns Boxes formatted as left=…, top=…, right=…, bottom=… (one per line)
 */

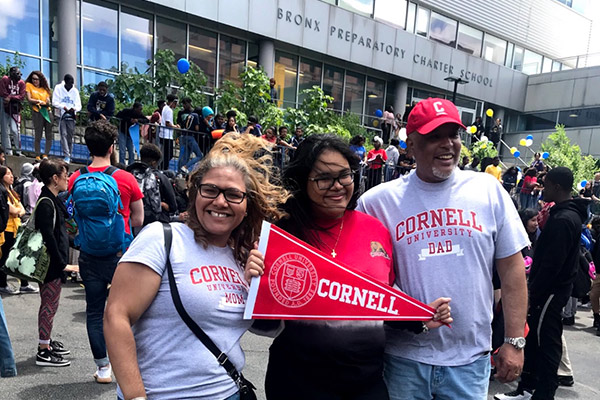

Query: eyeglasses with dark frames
left=197, top=183, right=247, bottom=204
left=308, top=171, right=355, bottom=190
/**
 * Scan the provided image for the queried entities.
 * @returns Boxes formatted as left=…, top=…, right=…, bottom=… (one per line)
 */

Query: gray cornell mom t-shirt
left=117, top=222, right=252, bottom=400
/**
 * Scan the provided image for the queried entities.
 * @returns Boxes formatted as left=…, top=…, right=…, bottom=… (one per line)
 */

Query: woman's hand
left=244, top=245, right=265, bottom=284
left=424, top=297, right=452, bottom=329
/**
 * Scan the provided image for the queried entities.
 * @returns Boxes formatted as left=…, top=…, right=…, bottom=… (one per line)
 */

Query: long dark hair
left=25, top=71, right=51, bottom=93
left=0, top=166, right=19, bottom=201
left=278, top=134, right=360, bottom=246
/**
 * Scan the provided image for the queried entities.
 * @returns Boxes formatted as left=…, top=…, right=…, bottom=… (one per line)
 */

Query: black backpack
left=131, top=167, right=162, bottom=225
left=572, top=246, right=593, bottom=298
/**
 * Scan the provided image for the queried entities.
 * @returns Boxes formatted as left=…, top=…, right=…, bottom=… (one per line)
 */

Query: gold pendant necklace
left=330, top=218, right=344, bottom=258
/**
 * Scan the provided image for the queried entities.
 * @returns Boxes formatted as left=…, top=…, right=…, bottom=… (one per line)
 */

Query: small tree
left=148, top=49, right=207, bottom=105
left=470, top=139, right=498, bottom=160
left=540, top=125, right=597, bottom=188
left=0, top=52, right=25, bottom=78
left=107, top=63, right=153, bottom=106
left=215, top=66, right=271, bottom=118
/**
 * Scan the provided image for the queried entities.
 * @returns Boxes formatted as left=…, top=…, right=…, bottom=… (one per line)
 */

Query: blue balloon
left=581, top=180, right=588, bottom=187
left=542, top=151, right=549, bottom=159
left=513, top=151, right=521, bottom=158
left=375, top=109, right=383, bottom=118
left=177, top=58, right=190, bottom=74
left=399, top=141, right=407, bottom=149
left=526, top=134, right=534, bottom=140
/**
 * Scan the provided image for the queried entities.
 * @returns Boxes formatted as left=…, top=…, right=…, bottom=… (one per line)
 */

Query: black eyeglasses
left=308, top=171, right=355, bottom=190
left=197, top=183, right=247, bottom=204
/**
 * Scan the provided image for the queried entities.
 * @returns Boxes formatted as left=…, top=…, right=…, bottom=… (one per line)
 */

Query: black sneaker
left=562, top=316, right=575, bottom=326
left=49, top=340, right=70, bottom=356
left=36, top=348, right=71, bottom=367
left=557, top=375, right=574, bottom=387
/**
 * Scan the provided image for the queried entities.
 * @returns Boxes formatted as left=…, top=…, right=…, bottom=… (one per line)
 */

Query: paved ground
left=2, top=277, right=599, bottom=399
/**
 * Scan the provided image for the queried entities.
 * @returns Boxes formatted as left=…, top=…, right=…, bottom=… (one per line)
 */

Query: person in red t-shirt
left=67, top=120, right=143, bottom=383
left=366, top=136, right=388, bottom=189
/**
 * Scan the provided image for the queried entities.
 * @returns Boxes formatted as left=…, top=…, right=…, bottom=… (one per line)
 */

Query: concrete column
left=258, top=40, right=275, bottom=79
left=393, top=80, right=409, bottom=120
left=58, top=0, right=78, bottom=82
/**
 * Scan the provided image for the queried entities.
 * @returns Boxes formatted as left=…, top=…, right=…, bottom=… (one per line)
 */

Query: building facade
left=1, top=0, right=599, bottom=155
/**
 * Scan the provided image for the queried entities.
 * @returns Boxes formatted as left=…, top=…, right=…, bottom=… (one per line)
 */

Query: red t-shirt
left=367, top=148, right=387, bottom=169
left=520, top=175, right=537, bottom=195
left=261, top=134, right=277, bottom=144
left=68, top=166, right=144, bottom=234
left=313, top=209, right=395, bottom=286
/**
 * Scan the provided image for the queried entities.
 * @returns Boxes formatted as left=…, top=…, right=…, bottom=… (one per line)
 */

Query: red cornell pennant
left=244, top=221, right=435, bottom=321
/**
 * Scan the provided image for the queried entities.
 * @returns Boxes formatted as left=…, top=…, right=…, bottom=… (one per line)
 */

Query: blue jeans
left=383, top=353, right=491, bottom=400
left=0, top=297, right=17, bottom=377
left=119, top=130, right=135, bottom=165
left=79, top=251, right=120, bottom=367
left=178, top=135, right=203, bottom=171
left=118, top=391, right=240, bottom=400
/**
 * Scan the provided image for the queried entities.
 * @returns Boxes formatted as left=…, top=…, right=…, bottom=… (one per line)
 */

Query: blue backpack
left=71, top=166, right=132, bottom=256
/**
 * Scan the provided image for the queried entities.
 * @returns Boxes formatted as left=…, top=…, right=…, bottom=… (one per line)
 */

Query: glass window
left=42, top=60, right=59, bottom=88
left=323, top=64, right=344, bottom=111
left=429, top=12, right=456, bottom=47
left=456, top=24, right=482, bottom=56
left=542, top=57, right=553, bottom=73
left=82, top=1, right=118, bottom=71
left=82, top=68, right=116, bottom=88
left=406, top=2, right=417, bottom=33
left=0, top=0, right=40, bottom=56
left=482, top=33, right=506, bottom=65
left=524, top=112, right=557, bottom=131
left=343, top=71, right=365, bottom=116
left=339, top=0, right=374, bottom=16
left=298, top=58, right=322, bottom=104
left=219, top=35, right=246, bottom=87
left=157, top=17, right=186, bottom=61
left=189, top=26, right=217, bottom=88
left=365, top=77, right=385, bottom=128
left=374, top=0, right=407, bottom=28
left=0, top=52, right=40, bottom=79
left=385, top=81, right=396, bottom=118
left=522, top=50, right=543, bottom=75
left=505, top=42, right=514, bottom=68
left=558, top=108, right=600, bottom=128
left=42, top=0, right=59, bottom=59
left=552, top=60, right=562, bottom=72
left=415, top=7, right=430, bottom=37
left=274, top=52, right=298, bottom=108
left=247, top=42, right=259, bottom=70
left=121, top=8, right=153, bottom=73
left=512, top=46, right=524, bottom=71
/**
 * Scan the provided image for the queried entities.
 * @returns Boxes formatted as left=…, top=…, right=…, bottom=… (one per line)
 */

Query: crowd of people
left=0, top=65, right=599, bottom=400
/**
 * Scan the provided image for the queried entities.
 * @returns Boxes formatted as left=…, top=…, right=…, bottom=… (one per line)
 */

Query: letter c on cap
left=433, top=101, right=445, bottom=114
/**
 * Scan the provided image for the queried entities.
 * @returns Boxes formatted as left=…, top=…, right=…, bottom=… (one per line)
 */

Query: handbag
left=3, top=197, right=55, bottom=284
left=161, top=222, right=257, bottom=400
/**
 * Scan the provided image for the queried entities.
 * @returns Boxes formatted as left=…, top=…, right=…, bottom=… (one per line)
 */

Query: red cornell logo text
left=395, top=208, right=483, bottom=241
left=269, top=252, right=318, bottom=308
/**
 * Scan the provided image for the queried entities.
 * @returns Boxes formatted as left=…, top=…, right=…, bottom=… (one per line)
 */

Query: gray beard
left=432, top=163, right=458, bottom=180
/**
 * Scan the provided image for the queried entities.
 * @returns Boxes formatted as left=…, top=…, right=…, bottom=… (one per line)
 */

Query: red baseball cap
left=406, top=98, right=466, bottom=135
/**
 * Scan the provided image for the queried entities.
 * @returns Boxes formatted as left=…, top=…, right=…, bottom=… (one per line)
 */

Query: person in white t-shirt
left=357, top=98, right=529, bottom=400
left=104, top=133, right=289, bottom=400
left=159, top=94, right=178, bottom=170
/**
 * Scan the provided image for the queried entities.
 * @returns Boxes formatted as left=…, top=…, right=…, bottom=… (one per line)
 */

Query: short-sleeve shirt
left=159, top=105, right=174, bottom=139
left=350, top=144, right=366, bottom=161
left=357, top=169, right=529, bottom=366
left=367, top=148, right=388, bottom=169
left=68, top=166, right=143, bottom=235
left=25, top=82, right=51, bottom=112
left=485, top=164, right=502, bottom=180
left=117, top=222, right=252, bottom=400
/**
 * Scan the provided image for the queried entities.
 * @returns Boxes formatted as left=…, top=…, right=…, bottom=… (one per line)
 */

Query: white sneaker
left=0, top=286, right=19, bottom=295
left=93, top=363, right=112, bottom=383
left=19, top=284, right=40, bottom=294
left=494, top=389, right=533, bottom=400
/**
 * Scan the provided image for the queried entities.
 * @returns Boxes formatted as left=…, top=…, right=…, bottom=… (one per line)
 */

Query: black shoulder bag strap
left=161, top=222, right=256, bottom=399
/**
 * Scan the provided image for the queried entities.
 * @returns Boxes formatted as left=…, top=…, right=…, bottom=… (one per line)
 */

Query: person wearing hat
left=366, top=135, right=387, bottom=189
left=357, top=98, right=529, bottom=399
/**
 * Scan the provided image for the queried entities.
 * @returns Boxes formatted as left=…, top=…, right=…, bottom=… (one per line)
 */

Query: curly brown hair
left=25, top=71, right=51, bottom=93
left=187, top=133, right=289, bottom=266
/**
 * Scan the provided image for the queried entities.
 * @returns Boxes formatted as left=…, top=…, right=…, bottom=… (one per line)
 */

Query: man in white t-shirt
left=159, top=94, right=178, bottom=170
left=357, top=98, right=529, bottom=400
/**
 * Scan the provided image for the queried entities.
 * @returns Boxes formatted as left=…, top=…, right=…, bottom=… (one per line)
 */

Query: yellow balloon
left=481, top=144, right=487, bottom=149
left=372, top=119, right=379, bottom=127
left=486, top=108, right=494, bottom=118
left=519, top=139, right=527, bottom=146
left=510, top=147, right=517, bottom=154
left=470, top=125, right=477, bottom=134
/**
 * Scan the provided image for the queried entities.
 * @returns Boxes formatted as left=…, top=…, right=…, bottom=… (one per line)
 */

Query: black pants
left=518, top=292, right=570, bottom=399
left=0, top=232, right=28, bottom=287
left=161, top=138, right=174, bottom=170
